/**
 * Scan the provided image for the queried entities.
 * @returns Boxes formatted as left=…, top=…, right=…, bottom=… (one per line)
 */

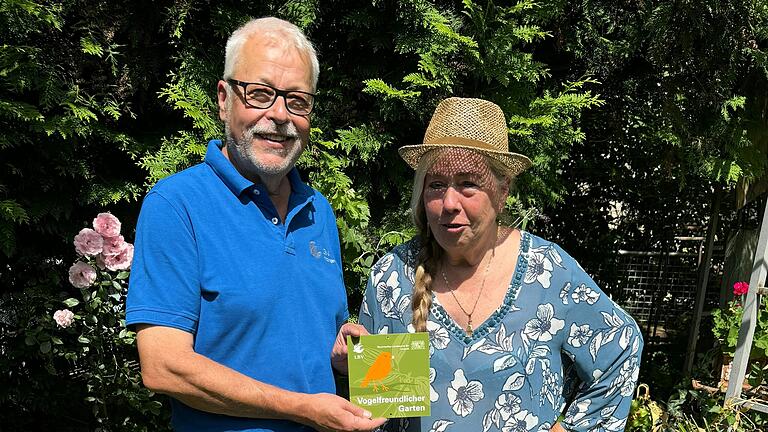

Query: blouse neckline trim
left=430, top=230, right=532, bottom=345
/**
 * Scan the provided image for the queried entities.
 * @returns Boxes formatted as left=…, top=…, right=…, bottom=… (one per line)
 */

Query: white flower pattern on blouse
left=501, top=410, right=539, bottom=432
left=524, top=251, right=553, bottom=288
left=559, top=282, right=570, bottom=305
left=522, top=304, right=564, bottom=342
left=429, top=368, right=439, bottom=402
left=428, top=419, right=453, bottom=432
left=376, top=271, right=401, bottom=314
left=495, top=393, right=522, bottom=421
left=568, top=323, right=593, bottom=348
left=371, top=254, right=394, bottom=283
left=447, top=369, right=484, bottom=417
left=572, top=283, right=600, bottom=305
left=361, top=232, right=643, bottom=432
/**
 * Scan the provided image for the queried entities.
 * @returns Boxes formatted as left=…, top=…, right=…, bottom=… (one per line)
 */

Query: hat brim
left=398, top=144, right=532, bottom=178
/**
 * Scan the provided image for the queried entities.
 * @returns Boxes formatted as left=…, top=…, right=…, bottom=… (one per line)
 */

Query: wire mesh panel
left=615, top=251, right=722, bottom=328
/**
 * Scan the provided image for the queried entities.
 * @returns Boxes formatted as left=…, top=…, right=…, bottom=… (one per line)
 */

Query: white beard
left=224, top=120, right=303, bottom=182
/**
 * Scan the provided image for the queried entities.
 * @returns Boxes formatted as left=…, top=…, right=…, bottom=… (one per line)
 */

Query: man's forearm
left=136, top=325, right=312, bottom=425
left=146, top=348, right=310, bottom=422
left=136, top=325, right=387, bottom=432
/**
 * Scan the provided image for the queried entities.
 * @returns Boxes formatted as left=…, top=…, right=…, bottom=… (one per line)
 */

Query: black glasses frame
left=226, top=78, right=316, bottom=116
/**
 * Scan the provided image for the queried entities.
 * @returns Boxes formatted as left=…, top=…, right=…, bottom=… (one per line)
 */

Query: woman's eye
left=461, top=181, right=478, bottom=188
left=428, top=182, right=446, bottom=190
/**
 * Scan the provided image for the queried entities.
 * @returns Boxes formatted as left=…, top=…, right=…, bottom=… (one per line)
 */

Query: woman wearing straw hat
left=358, top=98, right=643, bottom=432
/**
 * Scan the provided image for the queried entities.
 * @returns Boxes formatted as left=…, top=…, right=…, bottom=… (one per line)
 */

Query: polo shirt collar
left=204, top=139, right=314, bottom=201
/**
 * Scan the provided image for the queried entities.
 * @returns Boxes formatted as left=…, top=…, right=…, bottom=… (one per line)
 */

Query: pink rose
left=94, top=253, right=106, bottom=270
left=93, top=212, right=121, bottom=238
left=69, top=261, right=97, bottom=288
left=733, top=281, right=749, bottom=296
left=102, top=235, right=127, bottom=256
left=73, top=228, right=103, bottom=256
left=53, top=309, right=75, bottom=328
left=104, top=243, right=134, bottom=271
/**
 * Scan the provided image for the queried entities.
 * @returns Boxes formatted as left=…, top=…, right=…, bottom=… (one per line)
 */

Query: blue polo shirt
left=127, top=140, right=348, bottom=431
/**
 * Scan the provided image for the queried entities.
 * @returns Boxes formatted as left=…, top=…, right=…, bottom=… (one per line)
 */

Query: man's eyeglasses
left=226, top=79, right=316, bottom=116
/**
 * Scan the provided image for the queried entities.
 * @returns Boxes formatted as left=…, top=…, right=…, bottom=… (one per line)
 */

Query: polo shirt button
left=271, top=217, right=279, bottom=225
left=254, top=189, right=260, bottom=195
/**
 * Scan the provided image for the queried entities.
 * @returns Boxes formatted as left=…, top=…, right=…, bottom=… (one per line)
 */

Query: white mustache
left=247, top=122, right=299, bottom=139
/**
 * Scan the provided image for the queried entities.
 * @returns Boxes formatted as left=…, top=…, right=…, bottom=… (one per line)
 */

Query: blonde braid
left=411, top=234, right=441, bottom=332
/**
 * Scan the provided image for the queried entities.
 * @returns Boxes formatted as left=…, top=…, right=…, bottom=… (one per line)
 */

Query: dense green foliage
left=540, top=0, right=768, bottom=281
left=1, top=0, right=766, bottom=429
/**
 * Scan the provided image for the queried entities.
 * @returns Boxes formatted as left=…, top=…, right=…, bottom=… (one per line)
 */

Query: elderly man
left=126, top=17, right=383, bottom=432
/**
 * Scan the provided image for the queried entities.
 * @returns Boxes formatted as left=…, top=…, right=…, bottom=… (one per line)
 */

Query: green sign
left=347, top=332, right=431, bottom=418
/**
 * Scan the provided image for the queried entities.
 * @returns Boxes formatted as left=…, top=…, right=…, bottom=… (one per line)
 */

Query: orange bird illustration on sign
left=361, top=351, right=393, bottom=392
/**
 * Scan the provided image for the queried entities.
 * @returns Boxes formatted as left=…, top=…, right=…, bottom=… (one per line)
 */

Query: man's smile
left=257, top=133, right=293, bottom=143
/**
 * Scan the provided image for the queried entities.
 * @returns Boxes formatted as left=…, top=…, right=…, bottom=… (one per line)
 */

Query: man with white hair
left=127, top=17, right=384, bottom=432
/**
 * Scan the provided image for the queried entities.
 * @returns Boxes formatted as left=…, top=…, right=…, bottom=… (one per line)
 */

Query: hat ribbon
left=427, top=136, right=502, bottom=152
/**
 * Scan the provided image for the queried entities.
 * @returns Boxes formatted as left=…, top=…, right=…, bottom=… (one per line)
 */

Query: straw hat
left=398, top=97, right=532, bottom=178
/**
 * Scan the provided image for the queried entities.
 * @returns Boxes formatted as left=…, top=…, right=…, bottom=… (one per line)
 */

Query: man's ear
left=217, top=80, right=229, bottom=122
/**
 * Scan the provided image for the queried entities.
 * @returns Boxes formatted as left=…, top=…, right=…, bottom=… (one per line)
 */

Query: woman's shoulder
left=373, top=237, right=421, bottom=269
left=519, top=231, right=587, bottom=278
left=523, top=230, right=557, bottom=250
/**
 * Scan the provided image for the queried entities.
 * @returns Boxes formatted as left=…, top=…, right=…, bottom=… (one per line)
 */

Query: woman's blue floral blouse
left=359, top=232, right=643, bottom=432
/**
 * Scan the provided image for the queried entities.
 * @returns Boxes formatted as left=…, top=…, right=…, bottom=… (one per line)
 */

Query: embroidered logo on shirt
left=309, top=240, right=336, bottom=264
left=309, top=240, right=322, bottom=258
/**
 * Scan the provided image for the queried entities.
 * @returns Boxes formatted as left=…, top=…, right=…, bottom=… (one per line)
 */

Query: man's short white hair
left=223, top=17, right=319, bottom=91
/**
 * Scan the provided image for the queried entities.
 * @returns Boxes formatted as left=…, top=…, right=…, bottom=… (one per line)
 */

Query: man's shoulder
left=307, top=186, right=333, bottom=209
left=147, top=162, right=216, bottom=200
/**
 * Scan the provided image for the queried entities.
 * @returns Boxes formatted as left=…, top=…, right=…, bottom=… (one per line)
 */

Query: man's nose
left=265, top=95, right=290, bottom=124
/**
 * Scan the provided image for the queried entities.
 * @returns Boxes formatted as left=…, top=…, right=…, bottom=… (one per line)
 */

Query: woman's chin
left=432, top=233, right=472, bottom=251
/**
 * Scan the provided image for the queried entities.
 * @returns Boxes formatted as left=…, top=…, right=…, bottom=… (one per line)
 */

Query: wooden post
left=684, top=186, right=722, bottom=377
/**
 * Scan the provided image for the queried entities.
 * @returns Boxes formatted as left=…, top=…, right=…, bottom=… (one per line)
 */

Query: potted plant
left=712, top=282, right=768, bottom=392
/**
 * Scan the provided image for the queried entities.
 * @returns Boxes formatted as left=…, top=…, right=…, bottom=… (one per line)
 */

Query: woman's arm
left=558, top=249, right=644, bottom=431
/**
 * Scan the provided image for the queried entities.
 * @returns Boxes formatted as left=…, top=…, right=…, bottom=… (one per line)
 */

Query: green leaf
left=115, top=271, right=130, bottom=280
left=0, top=199, right=30, bottom=223
left=80, top=36, right=103, bottom=57
left=63, top=298, right=80, bottom=307
left=39, top=341, right=51, bottom=353
left=721, top=95, right=746, bottom=121
left=754, top=334, right=768, bottom=351
left=24, top=335, right=36, bottom=346
left=78, top=336, right=90, bottom=344
left=362, top=79, right=420, bottom=101
left=0, top=100, right=44, bottom=123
